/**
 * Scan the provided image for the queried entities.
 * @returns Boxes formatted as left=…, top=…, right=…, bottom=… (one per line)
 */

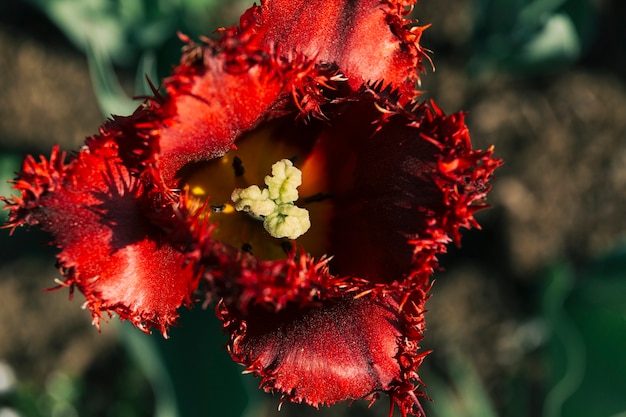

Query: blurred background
left=0, top=0, right=625, bottom=416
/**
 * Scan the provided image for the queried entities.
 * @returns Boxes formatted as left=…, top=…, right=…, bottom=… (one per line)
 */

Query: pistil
left=183, top=121, right=330, bottom=260
left=231, top=159, right=311, bottom=240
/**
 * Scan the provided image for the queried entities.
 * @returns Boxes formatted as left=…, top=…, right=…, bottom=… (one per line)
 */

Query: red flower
left=2, top=0, right=501, bottom=416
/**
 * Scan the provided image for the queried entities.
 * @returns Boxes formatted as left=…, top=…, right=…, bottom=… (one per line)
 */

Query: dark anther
left=281, top=240, right=294, bottom=255
left=211, top=204, right=226, bottom=213
left=302, top=192, right=333, bottom=204
left=232, top=156, right=245, bottom=177
left=288, top=155, right=298, bottom=164
left=241, top=243, right=254, bottom=255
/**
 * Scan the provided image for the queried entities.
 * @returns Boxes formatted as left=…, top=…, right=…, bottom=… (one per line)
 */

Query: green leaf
left=421, top=354, right=499, bottom=417
left=120, top=307, right=263, bottom=417
left=86, top=43, right=140, bottom=117
left=0, top=151, right=22, bottom=222
left=542, top=243, right=626, bottom=417
left=469, top=0, right=597, bottom=76
left=514, top=13, right=581, bottom=72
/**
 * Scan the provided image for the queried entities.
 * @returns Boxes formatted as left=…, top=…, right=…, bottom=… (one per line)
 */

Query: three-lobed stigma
left=231, top=159, right=311, bottom=240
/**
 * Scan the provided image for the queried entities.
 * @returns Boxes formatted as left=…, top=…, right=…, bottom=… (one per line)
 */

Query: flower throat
left=184, top=121, right=332, bottom=260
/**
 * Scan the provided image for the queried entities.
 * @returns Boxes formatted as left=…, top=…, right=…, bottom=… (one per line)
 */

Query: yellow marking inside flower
left=190, top=186, right=206, bottom=196
left=231, top=159, right=311, bottom=240
left=219, top=203, right=236, bottom=214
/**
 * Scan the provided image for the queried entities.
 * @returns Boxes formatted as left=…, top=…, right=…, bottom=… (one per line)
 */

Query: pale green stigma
left=264, top=204, right=311, bottom=240
left=264, top=159, right=302, bottom=203
left=231, top=159, right=311, bottom=240
left=231, top=185, right=276, bottom=217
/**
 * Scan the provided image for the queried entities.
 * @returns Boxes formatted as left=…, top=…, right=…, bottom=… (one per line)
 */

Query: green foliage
left=422, top=243, right=626, bottom=417
left=25, top=0, right=249, bottom=116
left=120, top=308, right=260, bottom=417
left=421, top=356, right=499, bottom=417
left=0, top=151, right=22, bottom=222
left=26, top=0, right=244, bottom=66
left=469, top=0, right=598, bottom=75
left=1, top=366, right=151, bottom=417
left=542, top=244, right=626, bottom=417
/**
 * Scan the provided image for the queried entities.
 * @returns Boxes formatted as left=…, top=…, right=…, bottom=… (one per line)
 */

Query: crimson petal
left=241, top=0, right=429, bottom=100
left=320, top=91, right=501, bottom=284
left=193, top=86, right=500, bottom=416
left=221, top=293, right=429, bottom=417
left=155, top=34, right=342, bottom=185
left=1, top=0, right=502, bottom=415
left=3, top=141, right=198, bottom=335
left=196, top=88, right=501, bottom=304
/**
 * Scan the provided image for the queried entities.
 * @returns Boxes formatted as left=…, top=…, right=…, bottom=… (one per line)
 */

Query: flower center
left=231, top=159, right=311, bottom=240
left=184, top=122, right=331, bottom=260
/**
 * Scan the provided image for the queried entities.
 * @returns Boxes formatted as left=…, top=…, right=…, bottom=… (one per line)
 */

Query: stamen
left=302, top=192, right=333, bottom=204
left=232, top=156, right=245, bottom=177
left=241, top=243, right=254, bottom=255
left=280, top=240, right=293, bottom=255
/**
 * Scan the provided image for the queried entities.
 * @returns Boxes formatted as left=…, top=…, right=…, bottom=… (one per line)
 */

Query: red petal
left=4, top=143, right=198, bottom=335
left=187, top=84, right=499, bottom=414
left=89, top=1, right=415, bottom=188
left=192, top=87, right=500, bottom=297
left=294, top=89, right=500, bottom=286
left=241, top=0, right=429, bottom=100
left=221, top=294, right=428, bottom=416
left=354, top=98, right=499, bottom=282
left=190, top=226, right=368, bottom=315
left=155, top=35, right=342, bottom=185
left=157, top=51, right=281, bottom=183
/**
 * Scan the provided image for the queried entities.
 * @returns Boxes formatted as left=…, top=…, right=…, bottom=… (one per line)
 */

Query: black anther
left=241, top=242, right=254, bottom=254
left=232, top=156, right=245, bottom=177
left=302, top=192, right=333, bottom=204
left=281, top=240, right=294, bottom=255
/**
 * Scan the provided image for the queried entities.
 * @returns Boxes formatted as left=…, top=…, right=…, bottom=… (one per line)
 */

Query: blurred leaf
left=542, top=243, right=626, bottom=417
left=0, top=151, right=22, bottom=222
left=26, top=0, right=250, bottom=117
left=514, top=13, right=580, bottom=71
left=27, top=0, right=175, bottom=66
left=86, top=43, right=140, bottom=117
left=469, top=0, right=598, bottom=76
left=120, top=307, right=263, bottom=417
left=121, top=325, right=180, bottom=417
left=422, top=354, right=498, bottom=417
left=26, top=0, right=248, bottom=67
left=135, top=50, right=160, bottom=97
left=541, top=264, right=586, bottom=417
